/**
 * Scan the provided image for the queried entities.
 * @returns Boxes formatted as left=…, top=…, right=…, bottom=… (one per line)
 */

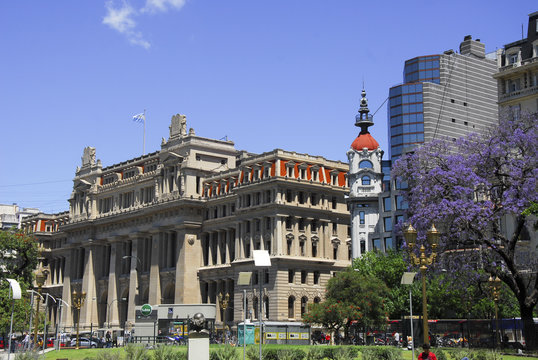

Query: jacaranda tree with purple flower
left=393, top=113, right=537, bottom=349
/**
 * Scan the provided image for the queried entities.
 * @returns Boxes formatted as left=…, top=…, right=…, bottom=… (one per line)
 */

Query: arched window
left=301, top=296, right=308, bottom=317
left=361, top=175, right=371, bottom=185
left=359, top=160, right=373, bottom=168
left=314, top=297, right=321, bottom=304
left=288, top=296, right=295, bottom=318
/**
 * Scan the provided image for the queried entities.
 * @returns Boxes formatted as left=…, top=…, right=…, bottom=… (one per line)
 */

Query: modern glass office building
left=387, top=37, right=498, bottom=162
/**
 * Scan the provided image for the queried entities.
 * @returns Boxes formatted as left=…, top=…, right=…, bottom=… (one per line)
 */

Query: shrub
left=210, top=345, right=239, bottom=360
left=14, top=352, right=40, bottom=360
left=152, top=344, right=178, bottom=360
left=95, top=349, right=123, bottom=360
left=362, top=346, right=403, bottom=360
left=334, top=347, right=359, bottom=360
left=306, top=347, right=325, bottom=360
left=276, top=348, right=306, bottom=360
left=433, top=348, right=447, bottom=360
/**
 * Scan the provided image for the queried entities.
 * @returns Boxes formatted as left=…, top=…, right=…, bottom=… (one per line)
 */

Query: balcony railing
left=500, top=85, right=538, bottom=101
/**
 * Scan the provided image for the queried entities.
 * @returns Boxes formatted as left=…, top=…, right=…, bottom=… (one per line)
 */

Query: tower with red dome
left=347, top=89, right=384, bottom=260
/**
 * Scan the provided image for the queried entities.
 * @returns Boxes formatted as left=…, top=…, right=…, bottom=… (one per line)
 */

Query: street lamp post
left=55, top=299, right=70, bottom=351
left=404, top=223, right=439, bottom=346
left=34, top=267, right=48, bottom=349
left=218, top=292, right=230, bottom=344
left=42, top=293, right=56, bottom=352
left=72, top=290, right=86, bottom=349
left=489, top=275, right=501, bottom=348
left=108, top=298, right=126, bottom=329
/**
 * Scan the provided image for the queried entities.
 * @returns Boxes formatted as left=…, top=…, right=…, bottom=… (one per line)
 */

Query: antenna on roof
left=522, top=23, right=524, bottom=39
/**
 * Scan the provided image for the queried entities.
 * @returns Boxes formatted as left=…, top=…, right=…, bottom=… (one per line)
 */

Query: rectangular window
left=383, top=197, right=391, bottom=211
left=385, top=237, right=394, bottom=250
left=373, top=239, right=382, bottom=251
left=332, top=223, right=337, bottom=235
left=311, top=193, right=317, bottom=206
left=332, top=197, right=337, bottom=209
left=509, top=53, right=518, bottom=64
left=298, top=218, right=305, bottom=231
left=287, top=167, right=294, bottom=177
left=288, top=269, right=295, bottom=283
left=359, top=211, right=365, bottom=225
left=301, top=270, right=307, bottom=284
left=396, top=195, right=408, bottom=210
left=286, top=190, right=293, bottom=202
left=311, top=219, right=317, bottom=233
left=285, top=217, right=292, bottom=230
left=313, top=271, right=320, bottom=284
left=384, top=217, right=392, bottom=232
left=298, top=191, right=304, bottom=204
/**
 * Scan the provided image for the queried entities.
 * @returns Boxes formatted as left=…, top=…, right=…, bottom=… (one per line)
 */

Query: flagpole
left=143, top=109, right=146, bottom=155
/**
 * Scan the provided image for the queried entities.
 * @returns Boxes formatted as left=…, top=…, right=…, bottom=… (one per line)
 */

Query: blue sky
left=1, top=1, right=535, bottom=213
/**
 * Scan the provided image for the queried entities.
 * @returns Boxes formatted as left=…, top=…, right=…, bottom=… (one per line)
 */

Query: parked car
left=70, top=337, right=98, bottom=348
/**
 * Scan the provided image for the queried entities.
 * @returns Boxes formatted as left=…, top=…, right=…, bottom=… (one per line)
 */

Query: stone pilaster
left=126, top=237, right=139, bottom=325
left=106, top=242, right=120, bottom=328
left=60, top=250, right=73, bottom=327
left=148, top=232, right=161, bottom=305
left=81, top=243, right=99, bottom=327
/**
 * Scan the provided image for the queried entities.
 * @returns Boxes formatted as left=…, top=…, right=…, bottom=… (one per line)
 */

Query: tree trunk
left=520, top=304, right=537, bottom=350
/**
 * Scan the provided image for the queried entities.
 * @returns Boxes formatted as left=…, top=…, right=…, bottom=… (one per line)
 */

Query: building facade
left=23, top=114, right=352, bottom=333
left=0, top=203, right=40, bottom=229
left=388, top=36, right=499, bottom=162
left=347, top=89, right=391, bottom=260
left=493, top=11, right=538, bottom=116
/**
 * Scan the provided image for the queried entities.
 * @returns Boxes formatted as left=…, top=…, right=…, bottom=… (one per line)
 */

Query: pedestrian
left=106, top=331, right=112, bottom=348
left=22, top=332, right=30, bottom=350
left=418, top=343, right=438, bottom=360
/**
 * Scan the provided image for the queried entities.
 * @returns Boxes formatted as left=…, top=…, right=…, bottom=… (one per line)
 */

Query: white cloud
left=103, top=1, right=151, bottom=50
left=142, top=0, right=186, bottom=14
left=103, top=1, right=136, bottom=33
left=103, top=0, right=186, bottom=49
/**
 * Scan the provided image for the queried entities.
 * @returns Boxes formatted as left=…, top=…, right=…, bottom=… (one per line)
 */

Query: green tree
left=353, top=250, right=408, bottom=318
left=303, top=268, right=390, bottom=343
left=0, top=229, right=39, bottom=335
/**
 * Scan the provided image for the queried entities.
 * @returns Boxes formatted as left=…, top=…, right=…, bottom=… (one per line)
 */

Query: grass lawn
left=42, top=345, right=538, bottom=360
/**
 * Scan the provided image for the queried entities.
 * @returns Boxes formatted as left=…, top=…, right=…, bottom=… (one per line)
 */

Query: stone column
left=225, top=229, right=231, bottom=263
left=275, top=216, right=283, bottom=255
left=235, top=223, right=242, bottom=259
left=126, top=236, right=139, bottom=325
left=148, top=232, right=162, bottom=305
left=60, top=250, right=73, bottom=327
left=175, top=230, right=202, bottom=304
left=216, top=231, right=223, bottom=265
left=81, top=243, right=99, bottom=328
left=174, top=229, right=185, bottom=303
left=106, top=241, right=120, bottom=328
left=323, top=221, right=330, bottom=259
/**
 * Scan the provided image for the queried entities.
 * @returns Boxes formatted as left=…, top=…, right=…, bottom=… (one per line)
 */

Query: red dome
left=351, top=132, right=379, bottom=151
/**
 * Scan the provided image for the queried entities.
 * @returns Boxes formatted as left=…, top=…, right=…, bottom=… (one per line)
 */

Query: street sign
left=141, top=304, right=152, bottom=316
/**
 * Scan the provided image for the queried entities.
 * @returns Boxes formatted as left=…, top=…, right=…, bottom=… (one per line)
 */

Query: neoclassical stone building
left=23, top=114, right=351, bottom=333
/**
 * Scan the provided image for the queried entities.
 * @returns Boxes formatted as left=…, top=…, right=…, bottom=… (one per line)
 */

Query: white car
left=70, top=337, right=98, bottom=348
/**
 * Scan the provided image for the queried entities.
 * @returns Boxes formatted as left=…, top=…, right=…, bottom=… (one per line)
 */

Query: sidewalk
left=0, top=348, right=55, bottom=359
